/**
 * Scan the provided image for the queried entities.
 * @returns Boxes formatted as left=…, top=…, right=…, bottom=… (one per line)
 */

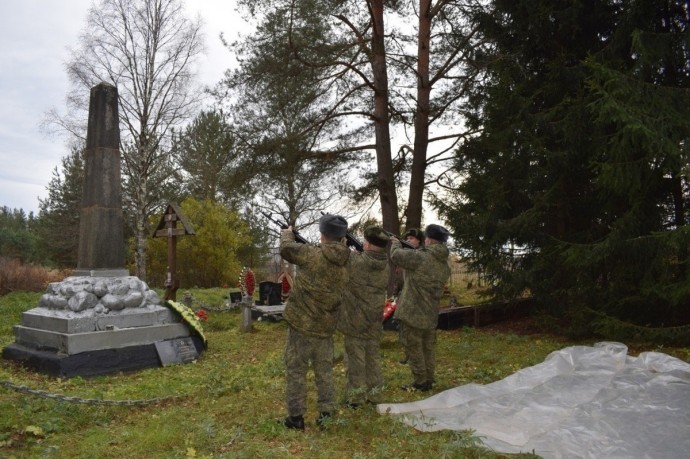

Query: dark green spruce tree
left=35, top=146, right=85, bottom=268
left=436, top=0, right=690, bottom=340
left=581, top=0, right=690, bottom=334
left=0, top=207, right=39, bottom=263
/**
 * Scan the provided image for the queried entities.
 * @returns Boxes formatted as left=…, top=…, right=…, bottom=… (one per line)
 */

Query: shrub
left=0, top=257, right=70, bottom=295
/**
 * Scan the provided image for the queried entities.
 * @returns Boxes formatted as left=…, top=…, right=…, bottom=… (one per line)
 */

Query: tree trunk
left=134, top=180, right=148, bottom=281
left=134, top=142, right=148, bottom=281
left=671, top=174, right=686, bottom=277
left=406, top=0, right=432, bottom=230
left=370, top=0, right=399, bottom=233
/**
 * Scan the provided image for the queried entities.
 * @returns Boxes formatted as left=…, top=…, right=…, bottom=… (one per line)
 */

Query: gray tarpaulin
left=378, top=342, right=690, bottom=458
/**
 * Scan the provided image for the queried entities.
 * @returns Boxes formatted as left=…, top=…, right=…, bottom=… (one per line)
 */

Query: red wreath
left=238, top=267, right=256, bottom=297
left=244, top=269, right=256, bottom=297
left=279, top=271, right=292, bottom=297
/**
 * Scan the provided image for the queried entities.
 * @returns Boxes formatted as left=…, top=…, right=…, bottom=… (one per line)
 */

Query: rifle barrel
left=346, top=234, right=363, bottom=252
left=262, top=211, right=308, bottom=244
left=385, top=231, right=416, bottom=249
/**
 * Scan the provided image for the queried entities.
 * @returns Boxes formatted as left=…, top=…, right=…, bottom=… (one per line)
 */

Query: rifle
left=385, top=230, right=416, bottom=249
left=261, top=211, right=309, bottom=244
left=318, top=212, right=363, bottom=251
left=345, top=233, right=363, bottom=252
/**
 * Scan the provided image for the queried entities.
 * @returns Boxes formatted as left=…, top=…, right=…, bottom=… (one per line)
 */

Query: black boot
left=316, top=412, right=332, bottom=429
left=401, top=382, right=432, bottom=392
left=283, top=415, right=305, bottom=430
left=344, top=401, right=361, bottom=409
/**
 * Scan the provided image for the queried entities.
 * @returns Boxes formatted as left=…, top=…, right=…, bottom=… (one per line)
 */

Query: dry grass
left=0, top=258, right=70, bottom=296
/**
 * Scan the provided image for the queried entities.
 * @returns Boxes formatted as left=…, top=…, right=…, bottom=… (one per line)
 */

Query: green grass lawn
left=1, top=289, right=687, bottom=458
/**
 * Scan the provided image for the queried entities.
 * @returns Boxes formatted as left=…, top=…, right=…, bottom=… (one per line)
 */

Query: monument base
left=2, top=336, right=204, bottom=378
left=72, top=268, right=130, bottom=277
left=2, top=275, right=206, bottom=377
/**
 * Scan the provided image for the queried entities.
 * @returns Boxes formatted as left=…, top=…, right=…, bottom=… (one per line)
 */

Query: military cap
left=363, top=225, right=390, bottom=248
left=424, top=224, right=450, bottom=243
left=403, top=228, right=425, bottom=243
left=319, top=214, right=348, bottom=238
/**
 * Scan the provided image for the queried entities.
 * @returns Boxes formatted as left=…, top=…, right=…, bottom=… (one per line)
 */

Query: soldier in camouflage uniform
left=403, top=228, right=425, bottom=248
left=337, top=226, right=390, bottom=407
left=390, top=224, right=451, bottom=392
left=280, top=214, right=350, bottom=430
left=394, top=228, right=425, bottom=364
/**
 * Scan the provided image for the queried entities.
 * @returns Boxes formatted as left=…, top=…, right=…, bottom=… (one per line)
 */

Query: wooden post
left=152, top=203, right=195, bottom=302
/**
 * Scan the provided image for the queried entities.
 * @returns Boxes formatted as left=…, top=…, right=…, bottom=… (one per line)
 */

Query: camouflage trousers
left=400, top=322, right=437, bottom=386
left=284, top=326, right=336, bottom=417
left=343, top=335, right=383, bottom=404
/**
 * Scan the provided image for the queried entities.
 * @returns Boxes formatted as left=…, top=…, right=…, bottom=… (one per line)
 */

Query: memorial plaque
left=229, top=292, right=242, bottom=304
left=155, top=337, right=199, bottom=366
left=259, top=281, right=282, bottom=305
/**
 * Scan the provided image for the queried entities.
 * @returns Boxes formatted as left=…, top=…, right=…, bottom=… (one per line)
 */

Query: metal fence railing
left=448, top=258, right=485, bottom=290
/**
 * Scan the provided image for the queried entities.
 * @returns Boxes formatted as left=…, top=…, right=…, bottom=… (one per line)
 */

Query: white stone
left=145, top=290, right=162, bottom=305
left=93, top=280, right=109, bottom=297
left=123, top=291, right=144, bottom=308
left=108, top=279, right=130, bottom=296
left=68, top=291, right=99, bottom=312
left=100, top=293, right=123, bottom=310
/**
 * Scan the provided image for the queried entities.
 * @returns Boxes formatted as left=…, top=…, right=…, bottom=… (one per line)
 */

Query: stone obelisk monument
left=2, top=83, right=204, bottom=377
left=75, top=82, right=128, bottom=277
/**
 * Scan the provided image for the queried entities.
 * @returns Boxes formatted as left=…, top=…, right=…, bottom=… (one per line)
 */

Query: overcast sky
left=0, top=0, right=250, bottom=215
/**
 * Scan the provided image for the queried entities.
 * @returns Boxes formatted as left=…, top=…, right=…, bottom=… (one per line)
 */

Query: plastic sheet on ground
left=377, top=342, right=690, bottom=458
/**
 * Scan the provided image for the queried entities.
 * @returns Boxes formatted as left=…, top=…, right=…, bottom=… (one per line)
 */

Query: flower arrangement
left=382, top=297, right=397, bottom=321
left=238, top=267, right=256, bottom=298
left=165, top=300, right=208, bottom=348
left=279, top=270, right=292, bottom=302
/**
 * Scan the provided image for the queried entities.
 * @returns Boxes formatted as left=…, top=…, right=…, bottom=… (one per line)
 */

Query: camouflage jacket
left=280, top=231, right=350, bottom=338
left=390, top=240, right=450, bottom=330
left=337, top=249, right=390, bottom=339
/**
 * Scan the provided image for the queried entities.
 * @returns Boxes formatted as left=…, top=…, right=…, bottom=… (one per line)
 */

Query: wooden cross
left=152, top=202, right=195, bottom=301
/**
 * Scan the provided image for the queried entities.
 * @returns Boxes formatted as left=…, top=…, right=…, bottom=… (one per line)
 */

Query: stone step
left=2, top=335, right=205, bottom=378
left=14, top=323, right=190, bottom=355
left=20, top=306, right=178, bottom=334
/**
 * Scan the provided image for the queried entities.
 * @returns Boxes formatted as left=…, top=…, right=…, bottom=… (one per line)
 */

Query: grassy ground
left=1, top=289, right=688, bottom=458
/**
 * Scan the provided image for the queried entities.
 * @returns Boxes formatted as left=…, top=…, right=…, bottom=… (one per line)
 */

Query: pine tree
left=219, top=1, right=361, bottom=227
left=172, top=109, right=250, bottom=207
